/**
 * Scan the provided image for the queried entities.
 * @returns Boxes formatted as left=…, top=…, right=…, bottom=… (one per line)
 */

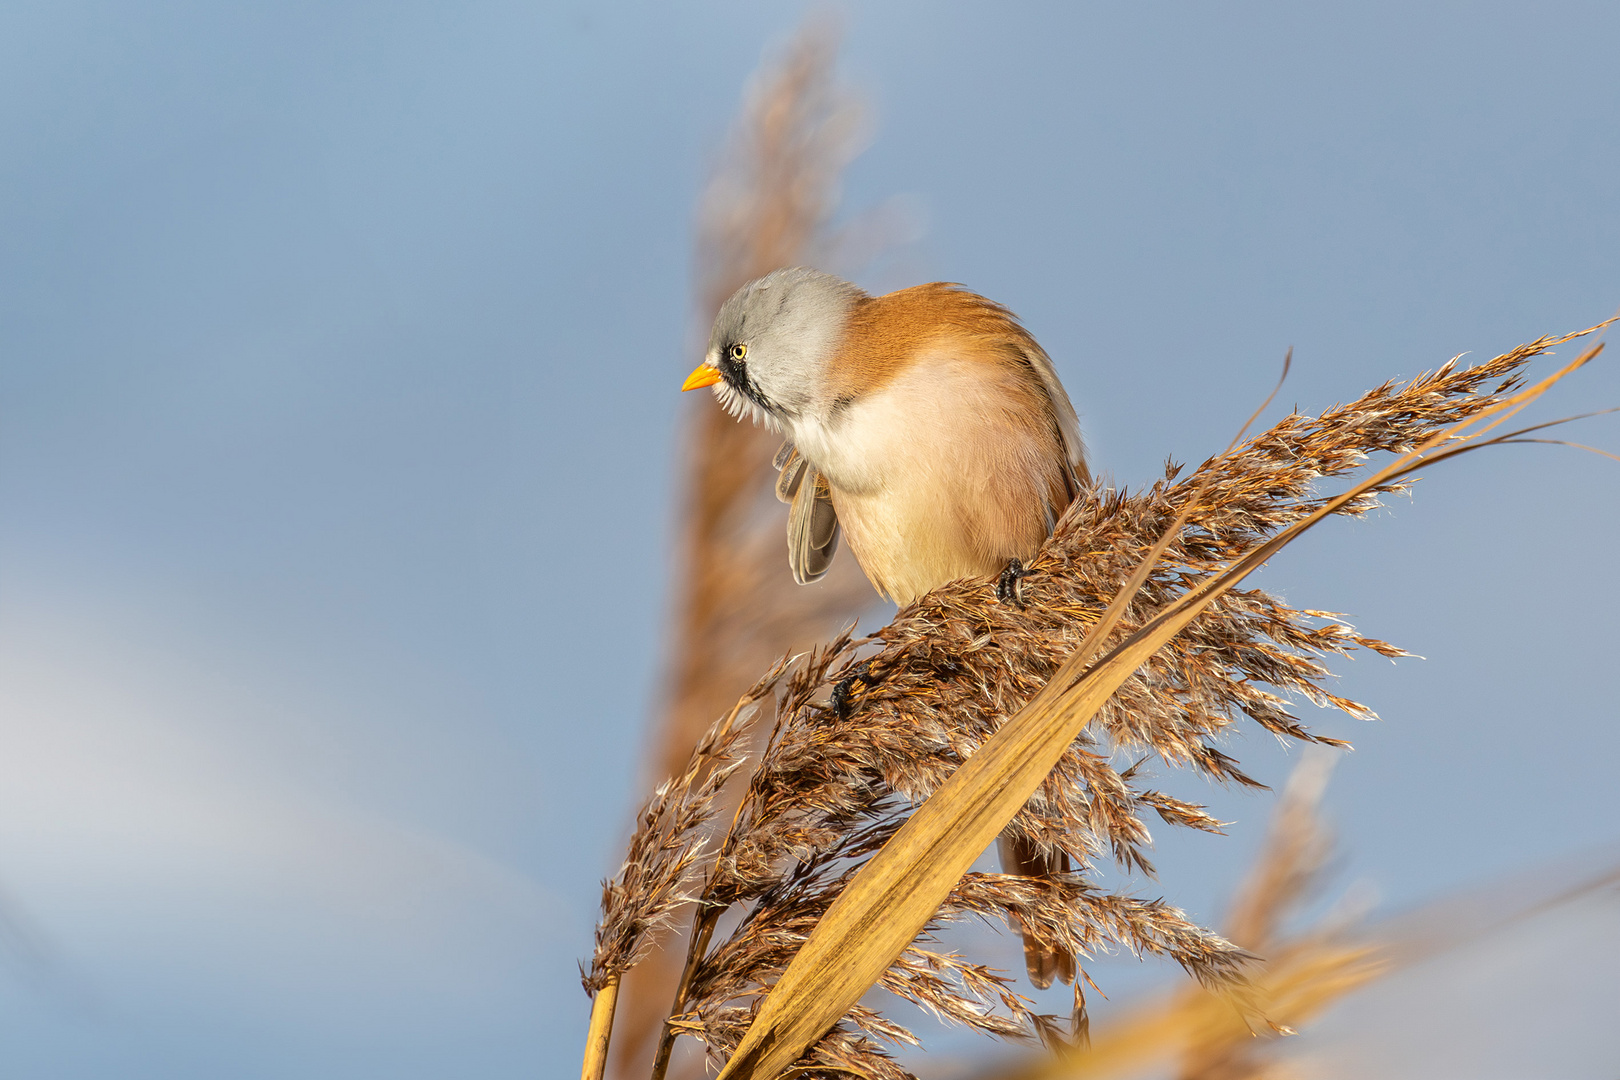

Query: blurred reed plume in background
left=609, top=23, right=879, bottom=1080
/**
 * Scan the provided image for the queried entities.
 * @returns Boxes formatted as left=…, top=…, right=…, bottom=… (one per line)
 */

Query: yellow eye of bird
left=729, top=343, right=747, bottom=362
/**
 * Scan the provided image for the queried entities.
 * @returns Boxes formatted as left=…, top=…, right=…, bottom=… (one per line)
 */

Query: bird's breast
left=788, top=352, right=1069, bottom=605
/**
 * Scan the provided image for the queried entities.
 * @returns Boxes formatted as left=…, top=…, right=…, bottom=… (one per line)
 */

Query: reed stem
left=649, top=906, right=721, bottom=1080
left=580, top=976, right=621, bottom=1080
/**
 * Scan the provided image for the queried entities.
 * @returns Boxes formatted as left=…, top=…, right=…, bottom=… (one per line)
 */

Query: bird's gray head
left=699, top=267, right=866, bottom=428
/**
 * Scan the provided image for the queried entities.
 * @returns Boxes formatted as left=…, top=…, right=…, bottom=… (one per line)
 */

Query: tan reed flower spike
left=585, top=320, right=1611, bottom=1080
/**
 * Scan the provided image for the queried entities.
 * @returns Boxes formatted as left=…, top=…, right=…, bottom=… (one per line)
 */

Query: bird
left=681, top=266, right=1090, bottom=989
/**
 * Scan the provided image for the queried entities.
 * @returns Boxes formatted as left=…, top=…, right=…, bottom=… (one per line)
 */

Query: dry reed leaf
left=711, top=336, right=1608, bottom=1080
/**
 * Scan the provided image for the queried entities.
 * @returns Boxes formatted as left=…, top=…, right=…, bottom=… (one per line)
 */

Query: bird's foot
left=997, top=558, right=1030, bottom=609
left=830, top=660, right=875, bottom=719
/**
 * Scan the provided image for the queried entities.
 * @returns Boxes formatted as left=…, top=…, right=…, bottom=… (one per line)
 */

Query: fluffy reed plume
left=581, top=669, right=793, bottom=1080
left=610, top=22, right=878, bottom=1080
left=587, top=321, right=1608, bottom=1080
left=585, top=667, right=789, bottom=999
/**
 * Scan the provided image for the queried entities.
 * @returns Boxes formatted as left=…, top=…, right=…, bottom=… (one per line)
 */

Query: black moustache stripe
left=719, top=351, right=775, bottom=414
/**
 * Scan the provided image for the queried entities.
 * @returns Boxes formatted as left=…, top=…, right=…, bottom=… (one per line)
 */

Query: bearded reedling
left=683, top=266, right=1089, bottom=988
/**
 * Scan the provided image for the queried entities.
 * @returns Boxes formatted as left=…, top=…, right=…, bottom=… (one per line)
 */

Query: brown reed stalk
left=609, top=22, right=879, bottom=1080
left=586, top=319, right=1610, bottom=1079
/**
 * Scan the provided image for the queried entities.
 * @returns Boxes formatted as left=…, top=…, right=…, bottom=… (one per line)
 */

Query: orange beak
left=681, top=362, right=722, bottom=392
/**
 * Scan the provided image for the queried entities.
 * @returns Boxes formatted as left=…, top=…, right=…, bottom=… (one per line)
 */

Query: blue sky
left=0, top=2, right=1616, bottom=1077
